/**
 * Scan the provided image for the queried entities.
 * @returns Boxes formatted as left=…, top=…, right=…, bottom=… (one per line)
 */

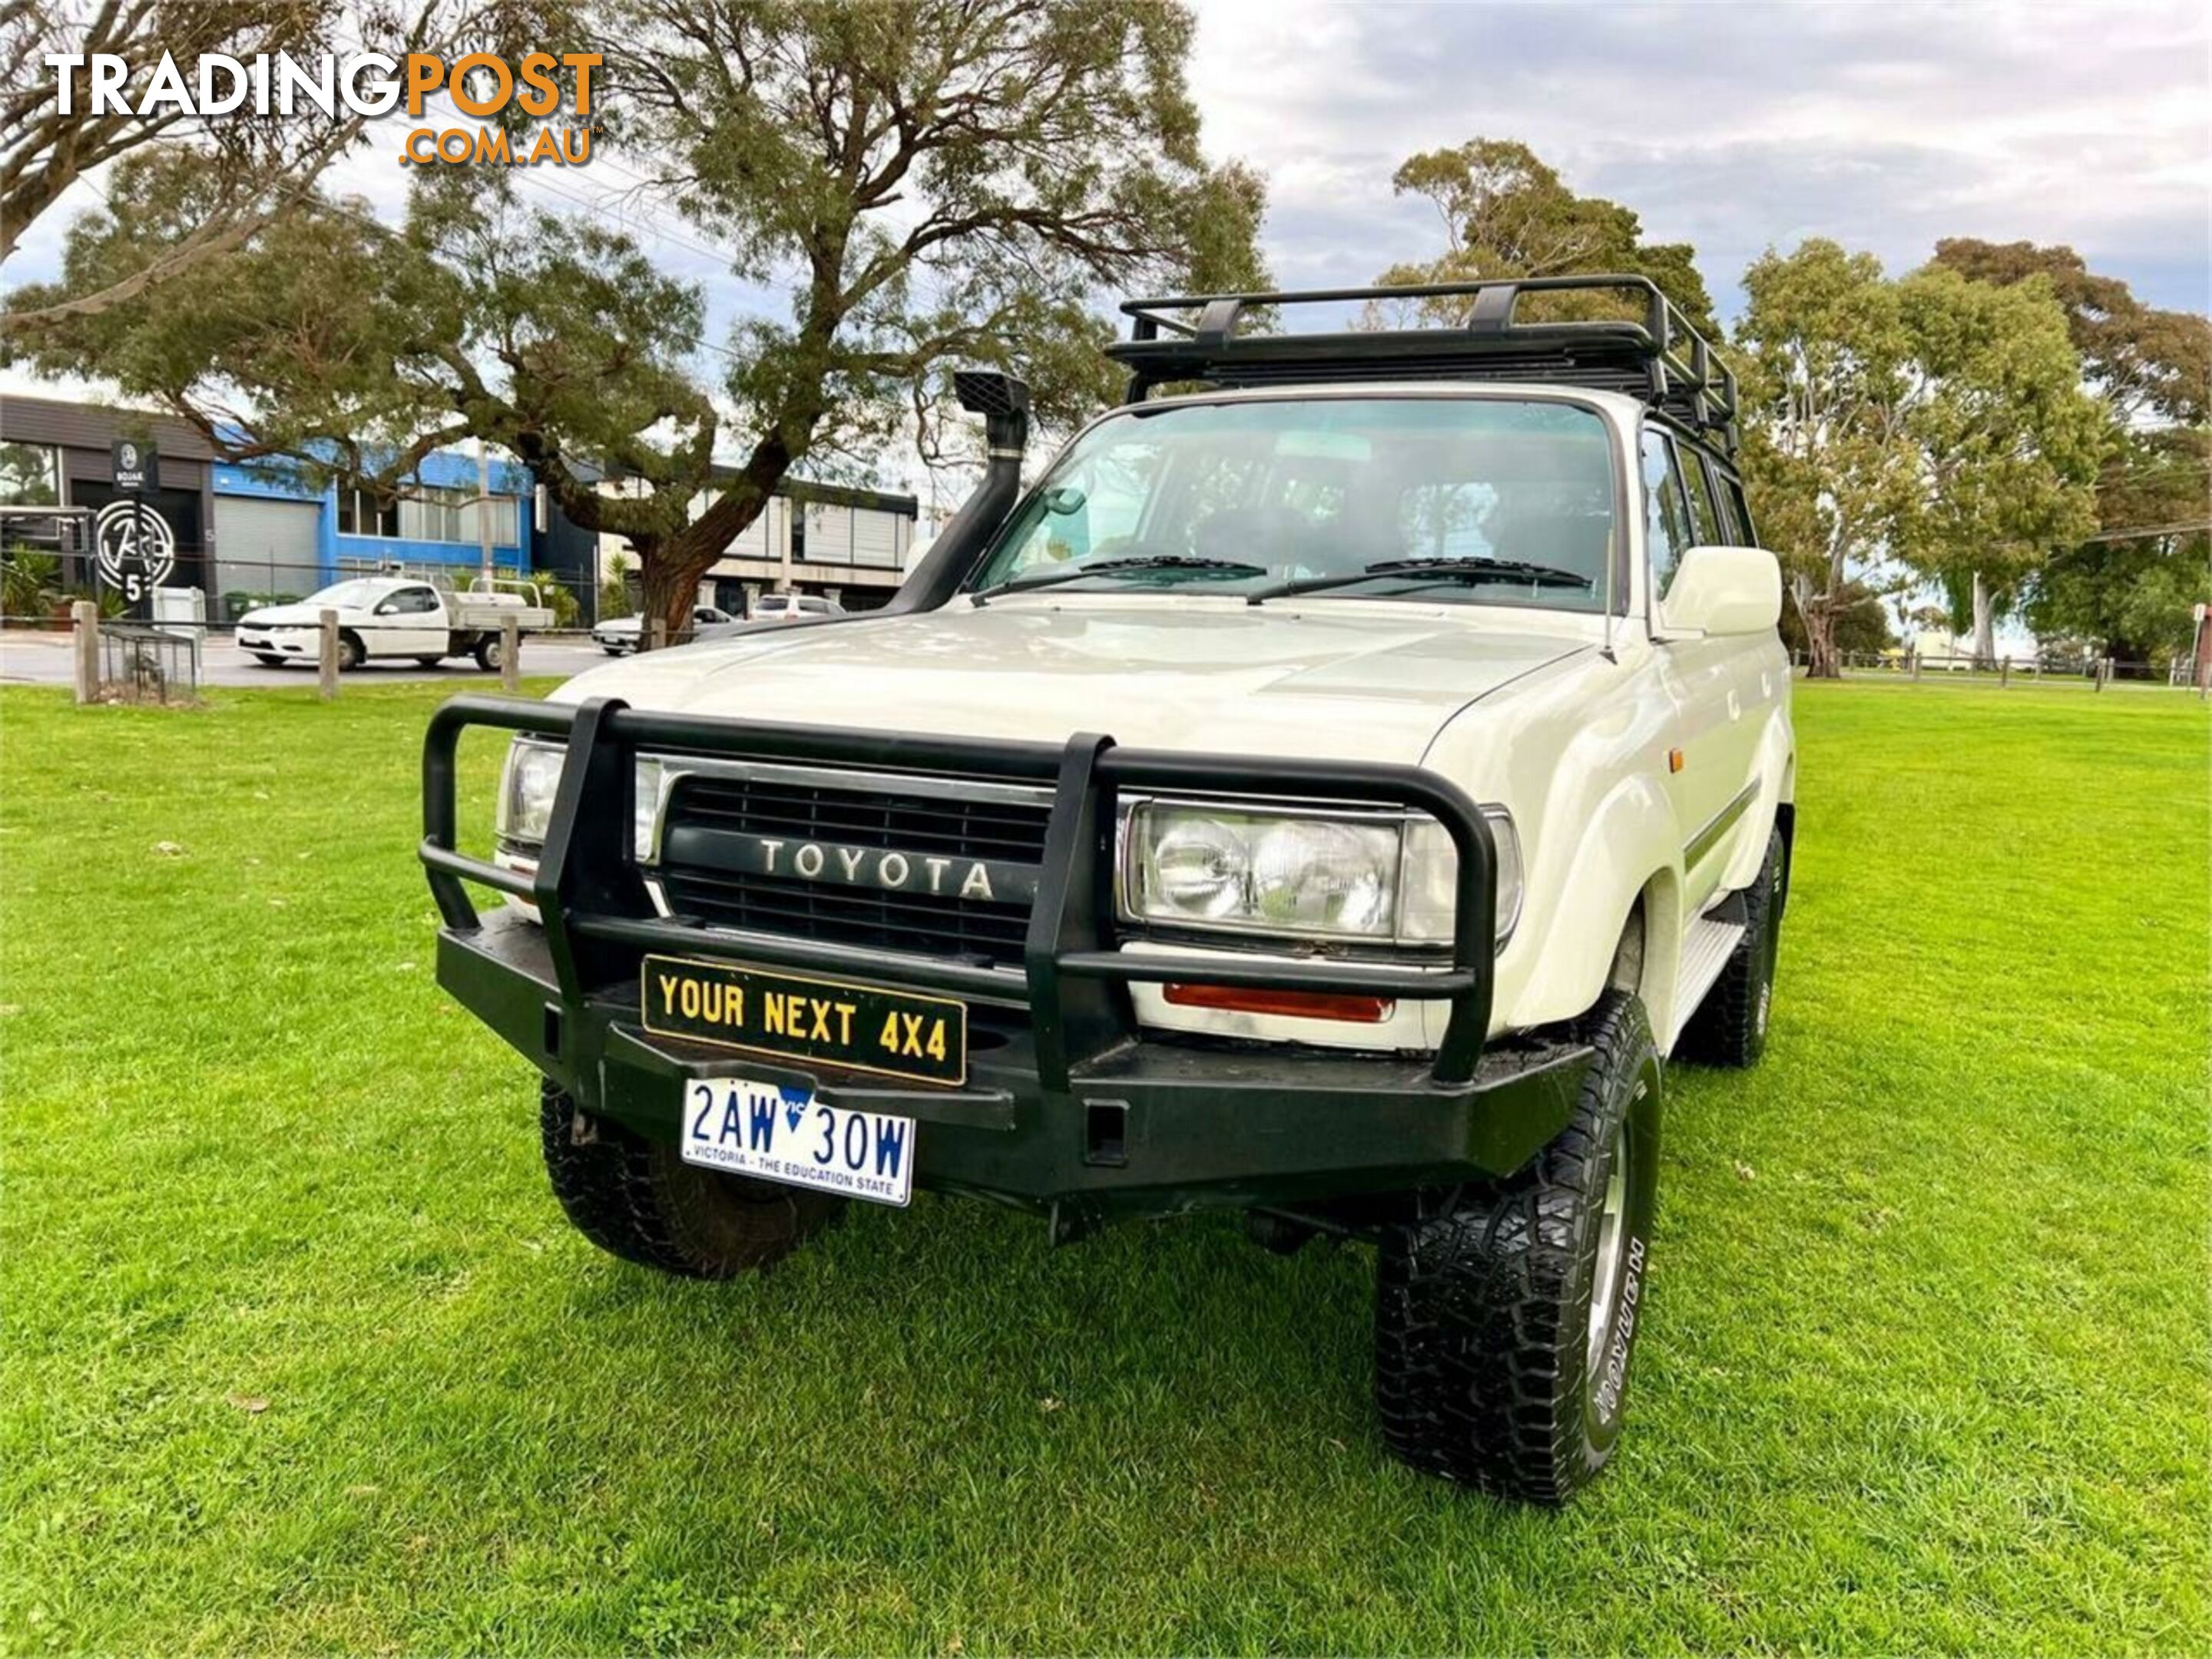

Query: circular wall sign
left=93, top=499, right=177, bottom=589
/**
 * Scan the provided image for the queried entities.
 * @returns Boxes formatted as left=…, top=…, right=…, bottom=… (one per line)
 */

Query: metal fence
left=98, top=622, right=202, bottom=704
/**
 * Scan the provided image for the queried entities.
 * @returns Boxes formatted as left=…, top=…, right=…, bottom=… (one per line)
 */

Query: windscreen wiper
left=972, top=555, right=1268, bottom=604
left=1245, top=555, right=1596, bottom=605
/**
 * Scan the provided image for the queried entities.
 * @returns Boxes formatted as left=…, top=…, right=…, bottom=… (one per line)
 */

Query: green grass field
left=2, top=679, right=2205, bottom=1654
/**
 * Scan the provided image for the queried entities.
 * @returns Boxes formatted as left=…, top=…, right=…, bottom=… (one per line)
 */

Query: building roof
left=0, top=393, right=219, bottom=460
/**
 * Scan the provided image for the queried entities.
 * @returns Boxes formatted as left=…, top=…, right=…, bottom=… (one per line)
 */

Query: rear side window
left=1716, top=475, right=1753, bottom=545
left=1676, top=445, right=1723, bottom=546
left=798, top=597, right=831, bottom=614
left=1638, top=429, right=1695, bottom=599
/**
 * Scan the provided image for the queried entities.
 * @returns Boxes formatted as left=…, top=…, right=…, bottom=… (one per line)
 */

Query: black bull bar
left=419, top=694, right=1500, bottom=1091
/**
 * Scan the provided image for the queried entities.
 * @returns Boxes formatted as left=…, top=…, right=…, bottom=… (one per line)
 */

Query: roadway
left=0, top=631, right=619, bottom=689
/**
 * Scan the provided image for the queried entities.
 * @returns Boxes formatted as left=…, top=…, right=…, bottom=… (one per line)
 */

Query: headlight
left=1122, top=801, right=1520, bottom=947
left=633, top=757, right=665, bottom=860
left=498, top=740, right=667, bottom=863
left=496, top=737, right=565, bottom=847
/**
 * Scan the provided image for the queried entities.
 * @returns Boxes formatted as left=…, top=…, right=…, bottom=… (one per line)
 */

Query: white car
left=750, top=592, right=843, bottom=622
left=591, top=604, right=740, bottom=654
left=423, top=277, right=1793, bottom=1505
left=239, top=576, right=551, bottom=672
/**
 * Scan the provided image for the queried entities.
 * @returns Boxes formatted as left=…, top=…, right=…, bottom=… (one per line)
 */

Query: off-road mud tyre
left=538, top=1081, right=841, bottom=1279
left=1374, top=990, right=1662, bottom=1503
left=1675, top=826, right=1786, bottom=1068
left=336, top=631, right=366, bottom=671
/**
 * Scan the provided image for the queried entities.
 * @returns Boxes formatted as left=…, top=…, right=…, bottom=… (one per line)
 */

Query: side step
left=1669, top=896, right=1746, bottom=1048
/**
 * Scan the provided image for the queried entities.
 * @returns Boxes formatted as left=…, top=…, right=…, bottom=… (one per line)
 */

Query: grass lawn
left=2, top=678, right=2205, bottom=1654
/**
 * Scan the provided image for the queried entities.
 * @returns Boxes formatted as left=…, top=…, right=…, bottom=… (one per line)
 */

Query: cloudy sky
left=1187, top=0, right=2208, bottom=317
left=6, top=0, right=2207, bottom=410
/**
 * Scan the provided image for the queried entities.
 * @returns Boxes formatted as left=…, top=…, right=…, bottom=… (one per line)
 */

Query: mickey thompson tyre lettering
left=1373, top=989, right=1662, bottom=1502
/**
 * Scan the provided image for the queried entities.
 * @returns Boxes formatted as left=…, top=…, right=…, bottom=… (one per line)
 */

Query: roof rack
left=1108, top=274, right=1739, bottom=457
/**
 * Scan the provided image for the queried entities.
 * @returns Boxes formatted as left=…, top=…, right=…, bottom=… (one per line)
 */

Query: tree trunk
left=1969, top=571, right=1997, bottom=669
left=637, top=494, right=779, bottom=645
left=1792, top=574, right=1843, bottom=678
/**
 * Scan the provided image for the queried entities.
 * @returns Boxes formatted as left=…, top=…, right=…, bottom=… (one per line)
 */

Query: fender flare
left=1513, top=772, right=1687, bottom=1035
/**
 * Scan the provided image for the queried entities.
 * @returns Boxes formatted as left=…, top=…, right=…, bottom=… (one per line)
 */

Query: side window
left=389, top=586, right=439, bottom=614
left=1717, top=474, right=1753, bottom=546
left=994, top=442, right=1159, bottom=575
left=1676, top=445, right=1723, bottom=546
left=1639, top=429, right=1694, bottom=600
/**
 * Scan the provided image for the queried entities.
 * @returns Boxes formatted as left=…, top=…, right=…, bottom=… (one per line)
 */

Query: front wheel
left=539, top=1083, right=840, bottom=1278
left=336, top=631, right=366, bottom=672
left=1374, top=990, right=1662, bottom=1503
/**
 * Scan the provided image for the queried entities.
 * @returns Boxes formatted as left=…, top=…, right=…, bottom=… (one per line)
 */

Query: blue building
left=210, top=448, right=532, bottom=619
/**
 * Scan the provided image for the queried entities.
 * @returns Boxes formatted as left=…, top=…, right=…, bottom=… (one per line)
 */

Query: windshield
left=969, top=396, right=1619, bottom=611
left=302, top=580, right=389, bottom=608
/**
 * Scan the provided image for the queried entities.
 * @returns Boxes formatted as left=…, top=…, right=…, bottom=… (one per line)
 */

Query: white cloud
left=1185, top=0, right=2212, bottom=315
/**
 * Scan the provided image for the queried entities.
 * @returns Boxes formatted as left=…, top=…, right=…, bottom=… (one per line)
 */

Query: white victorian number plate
left=680, top=1077, right=916, bottom=1207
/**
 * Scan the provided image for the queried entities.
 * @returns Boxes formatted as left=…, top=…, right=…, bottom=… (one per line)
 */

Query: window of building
left=400, top=485, right=467, bottom=543
left=336, top=483, right=513, bottom=545
left=335, top=488, right=401, bottom=538
left=0, top=443, right=60, bottom=508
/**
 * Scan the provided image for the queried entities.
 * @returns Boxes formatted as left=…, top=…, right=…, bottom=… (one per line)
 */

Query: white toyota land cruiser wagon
left=422, top=276, right=1794, bottom=1503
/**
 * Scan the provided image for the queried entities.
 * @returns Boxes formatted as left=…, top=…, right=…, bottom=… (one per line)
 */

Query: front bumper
left=443, top=910, right=1589, bottom=1224
left=238, top=628, right=313, bottom=654
left=420, top=694, right=1573, bottom=1224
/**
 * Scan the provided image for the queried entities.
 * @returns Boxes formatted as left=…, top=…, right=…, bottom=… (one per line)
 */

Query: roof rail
left=1108, top=274, right=1739, bottom=457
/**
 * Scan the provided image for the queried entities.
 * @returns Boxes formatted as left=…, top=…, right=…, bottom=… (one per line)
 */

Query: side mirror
left=1661, top=545, right=1781, bottom=637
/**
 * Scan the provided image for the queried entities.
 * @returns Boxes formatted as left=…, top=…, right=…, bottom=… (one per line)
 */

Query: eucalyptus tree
left=1734, top=240, right=2102, bottom=674
left=0, top=0, right=442, bottom=334
left=1373, top=138, right=1717, bottom=337
left=11, top=0, right=1267, bottom=635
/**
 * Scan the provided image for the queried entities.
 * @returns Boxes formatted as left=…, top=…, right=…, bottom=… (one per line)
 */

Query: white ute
left=431, top=277, right=1794, bottom=1505
left=239, top=575, right=552, bottom=672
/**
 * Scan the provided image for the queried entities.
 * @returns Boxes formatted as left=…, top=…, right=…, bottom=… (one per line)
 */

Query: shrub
left=541, top=581, right=581, bottom=628
left=2, top=547, right=62, bottom=619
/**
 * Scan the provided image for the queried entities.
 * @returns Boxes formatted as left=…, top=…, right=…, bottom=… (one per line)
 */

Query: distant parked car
left=751, top=592, right=843, bottom=622
left=592, top=604, right=739, bottom=654
left=237, top=577, right=551, bottom=672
